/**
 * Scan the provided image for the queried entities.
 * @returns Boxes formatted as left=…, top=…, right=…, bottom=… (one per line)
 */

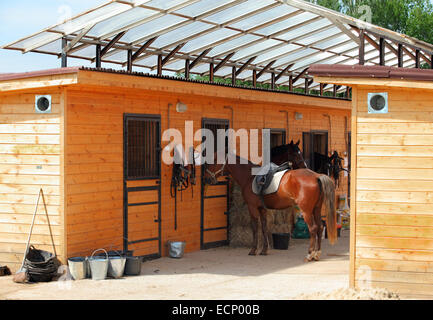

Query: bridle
left=291, top=148, right=308, bottom=169
left=205, top=154, right=228, bottom=183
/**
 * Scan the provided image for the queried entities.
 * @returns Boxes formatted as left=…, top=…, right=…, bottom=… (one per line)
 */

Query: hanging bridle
left=205, top=154, right=228, bottom=184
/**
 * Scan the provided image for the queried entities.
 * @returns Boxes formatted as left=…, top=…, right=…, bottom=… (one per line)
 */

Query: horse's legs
left=312, top=203, right=324, bottom=261
left=301, top=210, right=318, bottom=262
left=248, top=205, right=260, bottom=256
left=259, top=207, right=270, bottom=255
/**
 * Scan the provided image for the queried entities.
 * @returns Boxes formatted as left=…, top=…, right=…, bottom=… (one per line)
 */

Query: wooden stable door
left=123, top=114, right=161, bottom=259
left=201, top=118, right=230, bottom=249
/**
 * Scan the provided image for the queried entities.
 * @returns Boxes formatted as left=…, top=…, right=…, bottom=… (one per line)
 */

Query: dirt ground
left=0, top=230, right=382, bottom=300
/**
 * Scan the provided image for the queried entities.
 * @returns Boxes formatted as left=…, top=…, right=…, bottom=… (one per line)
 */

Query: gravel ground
left=0, top=231, right=360, bottom=300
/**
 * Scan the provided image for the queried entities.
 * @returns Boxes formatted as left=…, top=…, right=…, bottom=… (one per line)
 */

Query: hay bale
left=229, top=182, right=295, bottom=248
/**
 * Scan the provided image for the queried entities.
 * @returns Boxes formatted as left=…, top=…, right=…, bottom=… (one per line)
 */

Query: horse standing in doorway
left=204, top=151, right=337, bottom=262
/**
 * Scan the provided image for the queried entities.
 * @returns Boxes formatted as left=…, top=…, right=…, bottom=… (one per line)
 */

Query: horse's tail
left=318, top=175, right=337, bottom=245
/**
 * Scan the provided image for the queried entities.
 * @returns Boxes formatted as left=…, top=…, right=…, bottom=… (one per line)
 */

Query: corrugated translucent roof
left=2, top=0, right=433, bottom=92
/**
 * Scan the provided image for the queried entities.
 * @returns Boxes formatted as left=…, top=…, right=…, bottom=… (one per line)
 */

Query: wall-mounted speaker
left=368, top=92, right=388, bottom=114
left=35, top=95, right=52, bottom=114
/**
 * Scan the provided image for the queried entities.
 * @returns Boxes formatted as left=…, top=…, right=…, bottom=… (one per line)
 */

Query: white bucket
left=168, top=241, right=186, bottom=259
left=107, top=252, right=126, bottom=279
left=88, top=249, right=108, bottom=281
left=68, top=257, right=88, bottom=280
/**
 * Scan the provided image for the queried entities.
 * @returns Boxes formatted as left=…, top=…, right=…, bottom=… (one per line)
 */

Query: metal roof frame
left=2, top=0, right=433, bottom=93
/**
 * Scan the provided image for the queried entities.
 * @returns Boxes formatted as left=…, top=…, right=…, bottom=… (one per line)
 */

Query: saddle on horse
left=252, top=162, right=291, bottom=196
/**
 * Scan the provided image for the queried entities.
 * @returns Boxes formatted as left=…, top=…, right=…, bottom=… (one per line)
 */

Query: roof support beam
left=214, top=53, right=235, bottom=73
left=129, top=37, right=158, bottom=64
left=209, top=63, right=214, bottom=82
left=127, top=49, right=133, bottom=72
left=379, top=37, right=385, bottom=66
left=100, top=31, right=126, bottom=57
left=358, top=29, right=365, bottom=65
left=161, top=43, right=186, bottom=66
left=185, top=59, right=190, bottom=79
left=275, top=64, right=294, bottom=82
left=252, top=70, right=257, bottom=87
left=270, top=73, right=276, bottom=89
left=398, top=43, right=404, bottom=67
left=257, top=61, right=276, bottom=79
left=232, top=66, right=236, bottom=85
left=189, top=48, right=213, bottom=70
left=96, top=44, right=102, bottom=68
left=235, top=57, right=256, bottom=76
left=293, top=68, right=309, bottom=83
left=61, top=37, right=68, bottom=68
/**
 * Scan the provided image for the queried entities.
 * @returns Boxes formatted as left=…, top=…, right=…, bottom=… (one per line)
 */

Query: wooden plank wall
left=352, top=86, right=433, bottom=299
left=0, top=90, right=64, bottom=272
left=65, top=82, right=350, bottom=259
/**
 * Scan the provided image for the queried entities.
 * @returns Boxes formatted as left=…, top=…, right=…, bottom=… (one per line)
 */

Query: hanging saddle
left=252, top=162, right=291, bottom=196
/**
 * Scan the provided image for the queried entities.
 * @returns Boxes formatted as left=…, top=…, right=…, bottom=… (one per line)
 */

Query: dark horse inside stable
left=203, top=142, right=337, bottom=262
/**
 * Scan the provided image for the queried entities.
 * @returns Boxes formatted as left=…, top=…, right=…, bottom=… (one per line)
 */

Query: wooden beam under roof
left=101, top=31, right=126, bottom=57
left=214, top=52, right=235, bottom=73
left=256, top=61, right=276, bottom=79
left=130, top=37, right=158, bottom=63
left=235, top=57, right=256, bottom=76
left=293, top=68, right=309, bottom=83
left=161, top=43, right=186, bottom=66
left=275, top=64, right=294, bottom=82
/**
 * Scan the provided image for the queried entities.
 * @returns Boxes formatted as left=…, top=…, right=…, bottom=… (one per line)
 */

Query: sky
left=0, top=0, right=107, bottom=73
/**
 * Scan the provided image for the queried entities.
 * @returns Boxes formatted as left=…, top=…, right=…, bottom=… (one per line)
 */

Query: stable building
left=311, top=64, right=433, bottom=299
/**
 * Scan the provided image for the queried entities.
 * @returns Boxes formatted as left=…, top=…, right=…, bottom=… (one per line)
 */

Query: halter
left=206, top=154, right=228, bottom=182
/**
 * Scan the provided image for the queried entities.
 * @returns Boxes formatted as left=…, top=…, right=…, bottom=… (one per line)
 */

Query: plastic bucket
left=107, top=251, right=126, bottom=279
left=88, top=249, right=108, bottom=281
left=124, top=256, right=142, bottom=276
left=68, top=257, right=88, bottom=280
left=168, top=241, right=186, bottom=259
left=272, top=233, right=290, bottom=250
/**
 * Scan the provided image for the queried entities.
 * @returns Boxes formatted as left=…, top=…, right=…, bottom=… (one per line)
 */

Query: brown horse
left=204, top=152, right=337, bottom=261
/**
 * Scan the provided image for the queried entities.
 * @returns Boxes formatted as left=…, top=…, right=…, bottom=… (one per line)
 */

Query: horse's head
left=286, top=140, right=307, bottom=169
left=203, top=152, right=229, bottom=185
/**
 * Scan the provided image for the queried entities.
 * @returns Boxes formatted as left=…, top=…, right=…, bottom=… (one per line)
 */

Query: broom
left=13, top=188, right=50, bottom=283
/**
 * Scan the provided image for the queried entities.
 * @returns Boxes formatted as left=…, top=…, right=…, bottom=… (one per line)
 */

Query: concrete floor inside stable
left=0, top=230, right=350, bottom=300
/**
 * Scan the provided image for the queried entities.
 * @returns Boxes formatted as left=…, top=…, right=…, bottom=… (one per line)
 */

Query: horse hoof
left=249, top=250, right=257, bottom=256
left=260, top=251, right=268, bottom=256
left=304, top=252, right=315, bottom=262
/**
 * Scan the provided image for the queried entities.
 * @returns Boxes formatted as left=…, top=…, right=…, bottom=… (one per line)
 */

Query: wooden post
left=431, top=54, right=433, bottom=69
left=320, top=83, right=324, bottom=96
left=379, top=37, right=385, bottom=66
left=271, top=73, right=276, bottom=90
left=61, top=37, right=67, bottom=68
left=252, top=70, right=257, bottom=87
left=232, top=66, right=236, bottom=85
left=398, top=44, right=403, bottom=68
left=209, top=63, right=214, bottom=82
left=157, top=54, right=163, bottom=76
left=289, top=76, right=293, bottom=92
left=185, top=59, right=190, bottom=79
left=333, top=85, right=337, bottom=97
left=346, top=86, right=350, bottom=98
left=305, top=78, right=309, bottom=95
left=95, top=44, right=102, bottom=68
left=127, top=49, right=133, bottom=72
left=415, top=50, right=420, bottom=68
left=359, top=29, right=365, bottom=65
